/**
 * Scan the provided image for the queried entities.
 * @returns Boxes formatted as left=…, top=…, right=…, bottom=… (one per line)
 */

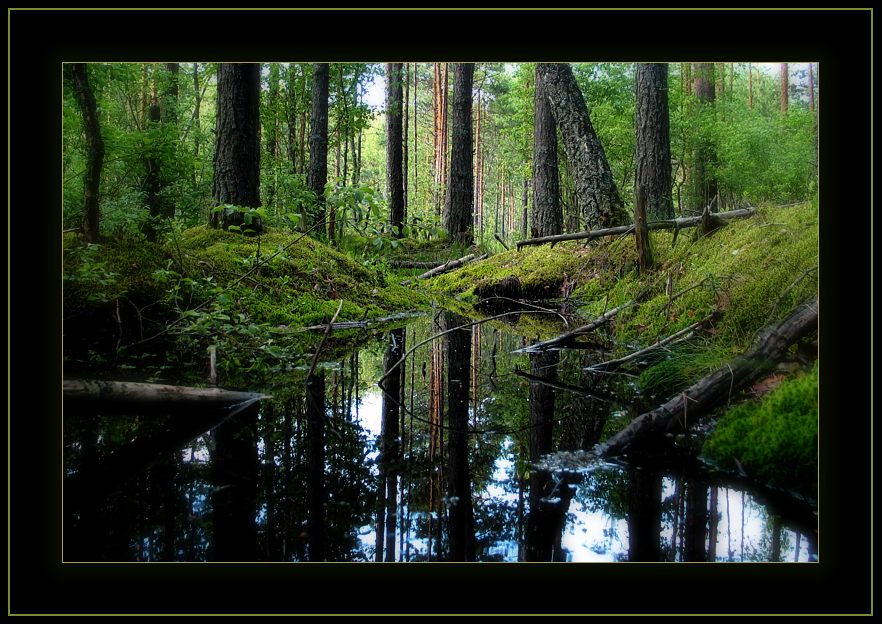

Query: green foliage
left=703, top=363, right=818, bottom=494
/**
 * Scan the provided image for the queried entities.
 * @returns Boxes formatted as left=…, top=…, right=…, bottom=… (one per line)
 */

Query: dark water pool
left=64, top=310, right=817, bottom=562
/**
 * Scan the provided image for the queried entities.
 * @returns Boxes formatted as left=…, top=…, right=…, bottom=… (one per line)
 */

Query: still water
left=64, top=311, right=817, bottom=562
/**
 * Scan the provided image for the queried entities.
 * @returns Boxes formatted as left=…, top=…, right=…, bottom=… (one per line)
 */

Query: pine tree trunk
left=403, top=64, right=410, bottom=221
left=143, top=100, right=163, bottom=241
left=780, top=63, right=789, bottom=113
left=210, top=63, right=262, bottom=231
left=748, top=63, right=753, bottom=109
left=531, top=65, right=562, bottom=237
left=691, top=63, right=717, bottom=212
left=71, top=63, right=105, bottom=243
left=308, top=63, right=329, bottom=239
left=635, top=63, right=674, bottom=221
left=443, top=312, right=475, bottom=561
left=386, top=63, right=405, bottom=237
left=536, top=63, right=629, bottom=228
left=443, top=63, right=474, bottom=245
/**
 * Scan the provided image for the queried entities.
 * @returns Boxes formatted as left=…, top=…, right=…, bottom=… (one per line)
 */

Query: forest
left=62, top=61, right=820, bottom=566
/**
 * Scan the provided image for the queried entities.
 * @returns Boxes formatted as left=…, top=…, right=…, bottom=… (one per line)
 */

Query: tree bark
left=635, top=63, right=674, bottom=221
left=142, top=99, right=164, bottom=241
left=308, top=63, right=330, bottom=240
left=211, top=63, right=262, bottom=231
left=691, top=63, right=718, bottom=212
left=633, top=185, right=654, bottom=274
left=780, top=63, right=789, bottom=113
left=386, top=63, right=405, bottom=237
left=531, top=65, right=562, bottom=238
left=443, top=312, right=475, bottom=561
left=536, top=63, right=629, bottom=229
left=597, top=298, right=818, bottom=458
left=70, top=63, right=105, bottom=244
left=305, top=372, right=326, bottom=561
left=443, top=63, right=475, bottom=245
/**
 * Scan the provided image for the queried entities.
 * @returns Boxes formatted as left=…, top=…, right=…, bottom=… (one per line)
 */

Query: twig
left=513, top=368, right=614, bottom=402
left=478, top=297, right=572, bottom=326
left=494, top=234, right=510, bottom=250
left=377, top=310, right=562, bottom=385
left=514, top=302, right=632, bottom=353
left=307, top=299, right=344, bottom=379
left=585, top=312, right=716, bottom=372
left=766, top=266, right=817, bottom=324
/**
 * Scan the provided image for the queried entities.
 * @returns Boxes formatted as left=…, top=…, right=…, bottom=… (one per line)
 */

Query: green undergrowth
left=174, top=226, right=427, bottom=326
left=702, top=363, right=818, bottom=496
left=63, top=227, right=430, bottom=389
left=428, top=202, right=818, bottom=404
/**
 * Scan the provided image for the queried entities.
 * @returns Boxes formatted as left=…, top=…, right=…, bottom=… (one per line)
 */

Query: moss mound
left=702, top=363, right=818, bottom=495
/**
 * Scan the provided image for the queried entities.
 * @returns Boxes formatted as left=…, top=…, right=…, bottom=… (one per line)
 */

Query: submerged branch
left=585, top=312, right=717, bottom=372
left=596, top=298, right=818, bottom=458
left=514, top=302, right=632, bottom=353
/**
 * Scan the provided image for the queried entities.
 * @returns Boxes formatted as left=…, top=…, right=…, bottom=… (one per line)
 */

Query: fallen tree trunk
left=64, top=379, right=269, bottom=415
left=514, top=302, right=630, bottom=353
left=389, top=260, right=444, bottom=269
left=399, top=253, right=487, bottom=285
left=516, top=206, right=756, bottom=249
left=596, top=298, right=817, bottom=458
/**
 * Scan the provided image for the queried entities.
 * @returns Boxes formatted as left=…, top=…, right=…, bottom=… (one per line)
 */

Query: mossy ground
left=63, top=227, right=430, bottom=386
left=702, top=363, right=818, bottom=496
left=424, top=201, right=819, bottom=489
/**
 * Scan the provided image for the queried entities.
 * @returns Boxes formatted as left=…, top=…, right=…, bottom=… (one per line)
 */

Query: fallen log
left=516, top=207, right=756, bottom=249
left=514, top=302, right=631, bottom=353
left=389, top=260, right=444, bottom=269
left=596, top=298, right=817, bottom=458
left=64, top=379, right=270, bottom=415
left=399, top=253, right=488, bottom=285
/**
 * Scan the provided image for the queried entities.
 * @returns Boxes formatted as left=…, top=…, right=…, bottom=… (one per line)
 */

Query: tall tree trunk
left=386, top=63, right=405, bottom=237
left=536, top=63, right=629, bottom=228
left=475, top=92, right=483, bottom=238
left=748, top=63, right=753, bottom=109
left=403, top=63, right=410, bottom=222
left=635, top=63, right=674, bottom=221
left=209, top=404, right=259, bottom=561
left=305, top=372, right=326, bottom=561
left=379, top=328, right=404, bottom=561
left=531, top=65, right=562, bottom=238
left=308, top=63, right=329, bottom=240
left=807, top=62, right=816, bottom=112
left=210, top=63, right=262, bottom=231
left=413, top=63, right=418, bottom=201
left=443, top=63, right=475, bottom=245
left=780, top=63, right=789, bottom=113
left=443, top=312, right=474, bottom=561
left=627, top=464, right=662, bottom=561
left=142, top=99, right=163, bottom=242
left=691, top=63, right=717, bottom=212
left=521, top=178, right=529, bottom=239
left=70, top=63, right=105, bottom=243
left=265, top=63, right=281, bottom=213
left=192, top=63, right=201, bottom=184
left=809, top=63, right=818, bottom=177
left=163, top=62, right=179, bottom=123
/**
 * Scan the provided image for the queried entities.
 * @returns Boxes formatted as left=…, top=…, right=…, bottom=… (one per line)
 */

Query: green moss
left=174, top=226, right=429, bottom=327
left=426, top=244, right=592, bottom=300
left=702, top=363, right=818, bottom=494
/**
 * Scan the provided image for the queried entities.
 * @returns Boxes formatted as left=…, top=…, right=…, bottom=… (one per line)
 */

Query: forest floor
left=63, top=200, right=819, bottom=497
